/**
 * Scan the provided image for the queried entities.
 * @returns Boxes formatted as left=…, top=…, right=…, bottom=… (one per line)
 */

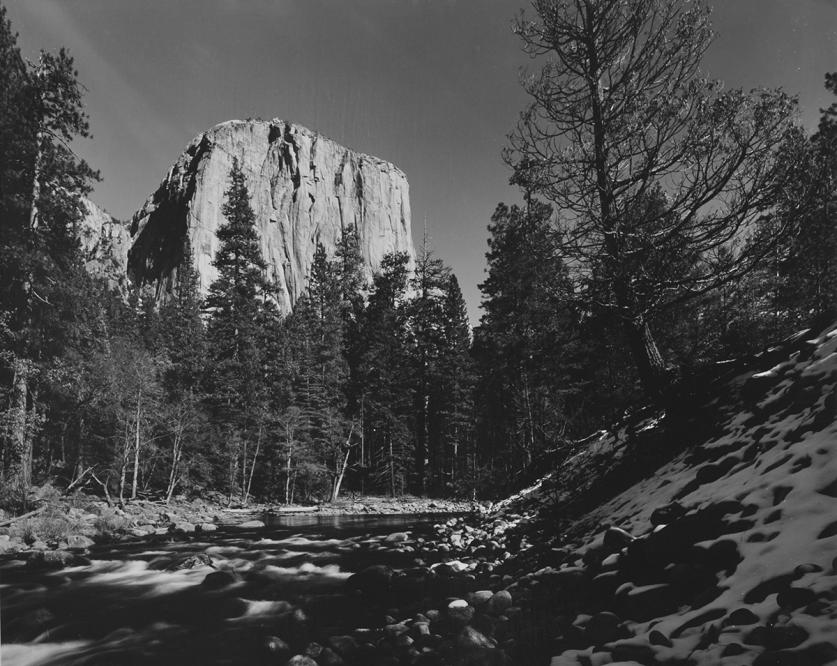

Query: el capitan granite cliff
left=91, top=119, right=415, bottom=310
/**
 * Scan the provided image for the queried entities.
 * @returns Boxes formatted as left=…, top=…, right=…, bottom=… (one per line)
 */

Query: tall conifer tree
left=436, top=274, right=474, bottom=495
left=204, top=158, right=273, bottom=497
left=358, top=252, right=411, bottom=496
left=159, top=246, right=207, bottom=500
left=0, top=9, right=99, bottom=493
left=475, top=200, right=588, bottom=489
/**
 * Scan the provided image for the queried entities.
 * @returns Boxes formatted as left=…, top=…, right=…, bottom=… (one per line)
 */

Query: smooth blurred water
left=0, top=514, right=454, bottom=666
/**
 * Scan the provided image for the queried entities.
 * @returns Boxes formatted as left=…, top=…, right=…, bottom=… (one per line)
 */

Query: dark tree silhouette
left=506, top=0, right=803, bottom=394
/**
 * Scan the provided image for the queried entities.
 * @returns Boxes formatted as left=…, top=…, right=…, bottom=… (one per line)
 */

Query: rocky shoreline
left=0, top=492, right=479, bottom=561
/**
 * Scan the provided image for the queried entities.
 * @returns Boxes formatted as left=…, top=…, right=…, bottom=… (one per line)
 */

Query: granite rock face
left=129, top=119, right=414, bottom=312
left=79, top=198, right=131, bottom=292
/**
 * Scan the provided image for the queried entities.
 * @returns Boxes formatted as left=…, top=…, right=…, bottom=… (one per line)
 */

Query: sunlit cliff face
left=127, top=119, right=414, bottom=312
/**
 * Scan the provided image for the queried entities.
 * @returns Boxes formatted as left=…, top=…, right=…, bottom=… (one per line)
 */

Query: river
left=0, top=514, right=464, bottom=666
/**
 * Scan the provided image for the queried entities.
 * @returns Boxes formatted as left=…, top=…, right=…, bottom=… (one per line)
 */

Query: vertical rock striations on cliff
left=129, top=119, right=414, bottom=312
left=79, top=198, right=131, bottom=292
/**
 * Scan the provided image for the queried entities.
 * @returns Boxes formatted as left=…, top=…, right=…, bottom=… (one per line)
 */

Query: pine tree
left=288, top=243, right=351, bottom=500
left=401, top=241, right=476, bottom=496
left=358, top=252, right=411, bottom=496
left=0, top=9, right=99, bottom=495
left=58, top=279, right=126, bottom=490
left=280, top=233, right=366, bottom=502
left=406, top=243, right=450, bottom=494
left=158, top=245, right=207, bottom=500
left=204, top=158, right=273, bottom=499
left=435, top=274, right=474, bottom=496
left=475, top=199, right=588, bottom=492
left=335, top=225, right=366, bottom=326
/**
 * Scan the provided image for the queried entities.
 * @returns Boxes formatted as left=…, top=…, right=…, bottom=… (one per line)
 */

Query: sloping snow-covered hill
left=444, top=322, right=837, bottom=665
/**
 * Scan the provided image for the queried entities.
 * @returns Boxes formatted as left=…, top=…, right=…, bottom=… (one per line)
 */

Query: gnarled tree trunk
left=625, top=317, right=667, bottom=397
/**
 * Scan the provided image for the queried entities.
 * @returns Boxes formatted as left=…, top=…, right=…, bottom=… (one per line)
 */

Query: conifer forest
left=1, top=2, right=835, bottom=509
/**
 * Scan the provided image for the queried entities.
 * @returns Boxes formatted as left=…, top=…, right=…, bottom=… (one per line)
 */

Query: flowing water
left=0, top=514, right=456, bottom=666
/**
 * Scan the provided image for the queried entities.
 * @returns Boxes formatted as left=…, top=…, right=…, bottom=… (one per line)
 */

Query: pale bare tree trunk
left=452, top=441, right=457, bottom=484
left=29, top=124, right=43, bottom=231
left=66, top=465, right=93, bottom=492
left=331, top=447, right=351, bottom=503
left=131, top=390, right=141, bottom=500
left=244, top=424, right=262, bottom=506
left=284, top=447, right=293, bottom=505
left=389, top=436, right=396, bottom=498
left=282, top=418, right=296, bottom=505
left=118, top=421, right=129, bottom=505
left=241, top=437, right=247, bottom=499
left=330, top=425, right=355, bottom=503
left=93, top=472, right=113, bottom=506
left=522, top=372, right=534, bottom=468
left=166, top=420, right=184, bottom=504
left=228, top=437, right=239, bottom=505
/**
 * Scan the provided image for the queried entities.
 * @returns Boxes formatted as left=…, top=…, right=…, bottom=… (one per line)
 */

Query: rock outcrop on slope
left=79, top=198, right=131, bottom=292
left=129, top=119, right=414, bottom=312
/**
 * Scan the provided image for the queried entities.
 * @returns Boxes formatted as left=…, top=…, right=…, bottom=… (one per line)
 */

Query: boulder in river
left=6, top=607, right=56, bottom=642
left=264, top=635, right=290, bottom=656
left=66, top=534, right=95, bottom=550
left=447, top=599, right=475, bottom=625
left=165, top=553, right=214, bottom=571
left=27, top=550, right=84, bottom=570
left=285, top=656, right=318, bottom=666
left=489, top=590, right=513, bottom=614
left=202, top=570, right=240, bottom=589
left=130, top=525, right=155, bottom=537
left=470, top=590, right=494, bottom=609
left=327, top=635, right=358, bottom=656
left=346, top=564, right=393, bottom=598
left=319, top=647, right=345, bottom=665
left=238, top=519, right=266, bottom=529
left=168, top=522, right=196, bottom=534
left=458, top=625, right=496, bottom=649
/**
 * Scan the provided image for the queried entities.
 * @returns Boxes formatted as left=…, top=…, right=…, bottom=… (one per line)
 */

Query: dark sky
left=6, top=0, right=836, bottom=323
